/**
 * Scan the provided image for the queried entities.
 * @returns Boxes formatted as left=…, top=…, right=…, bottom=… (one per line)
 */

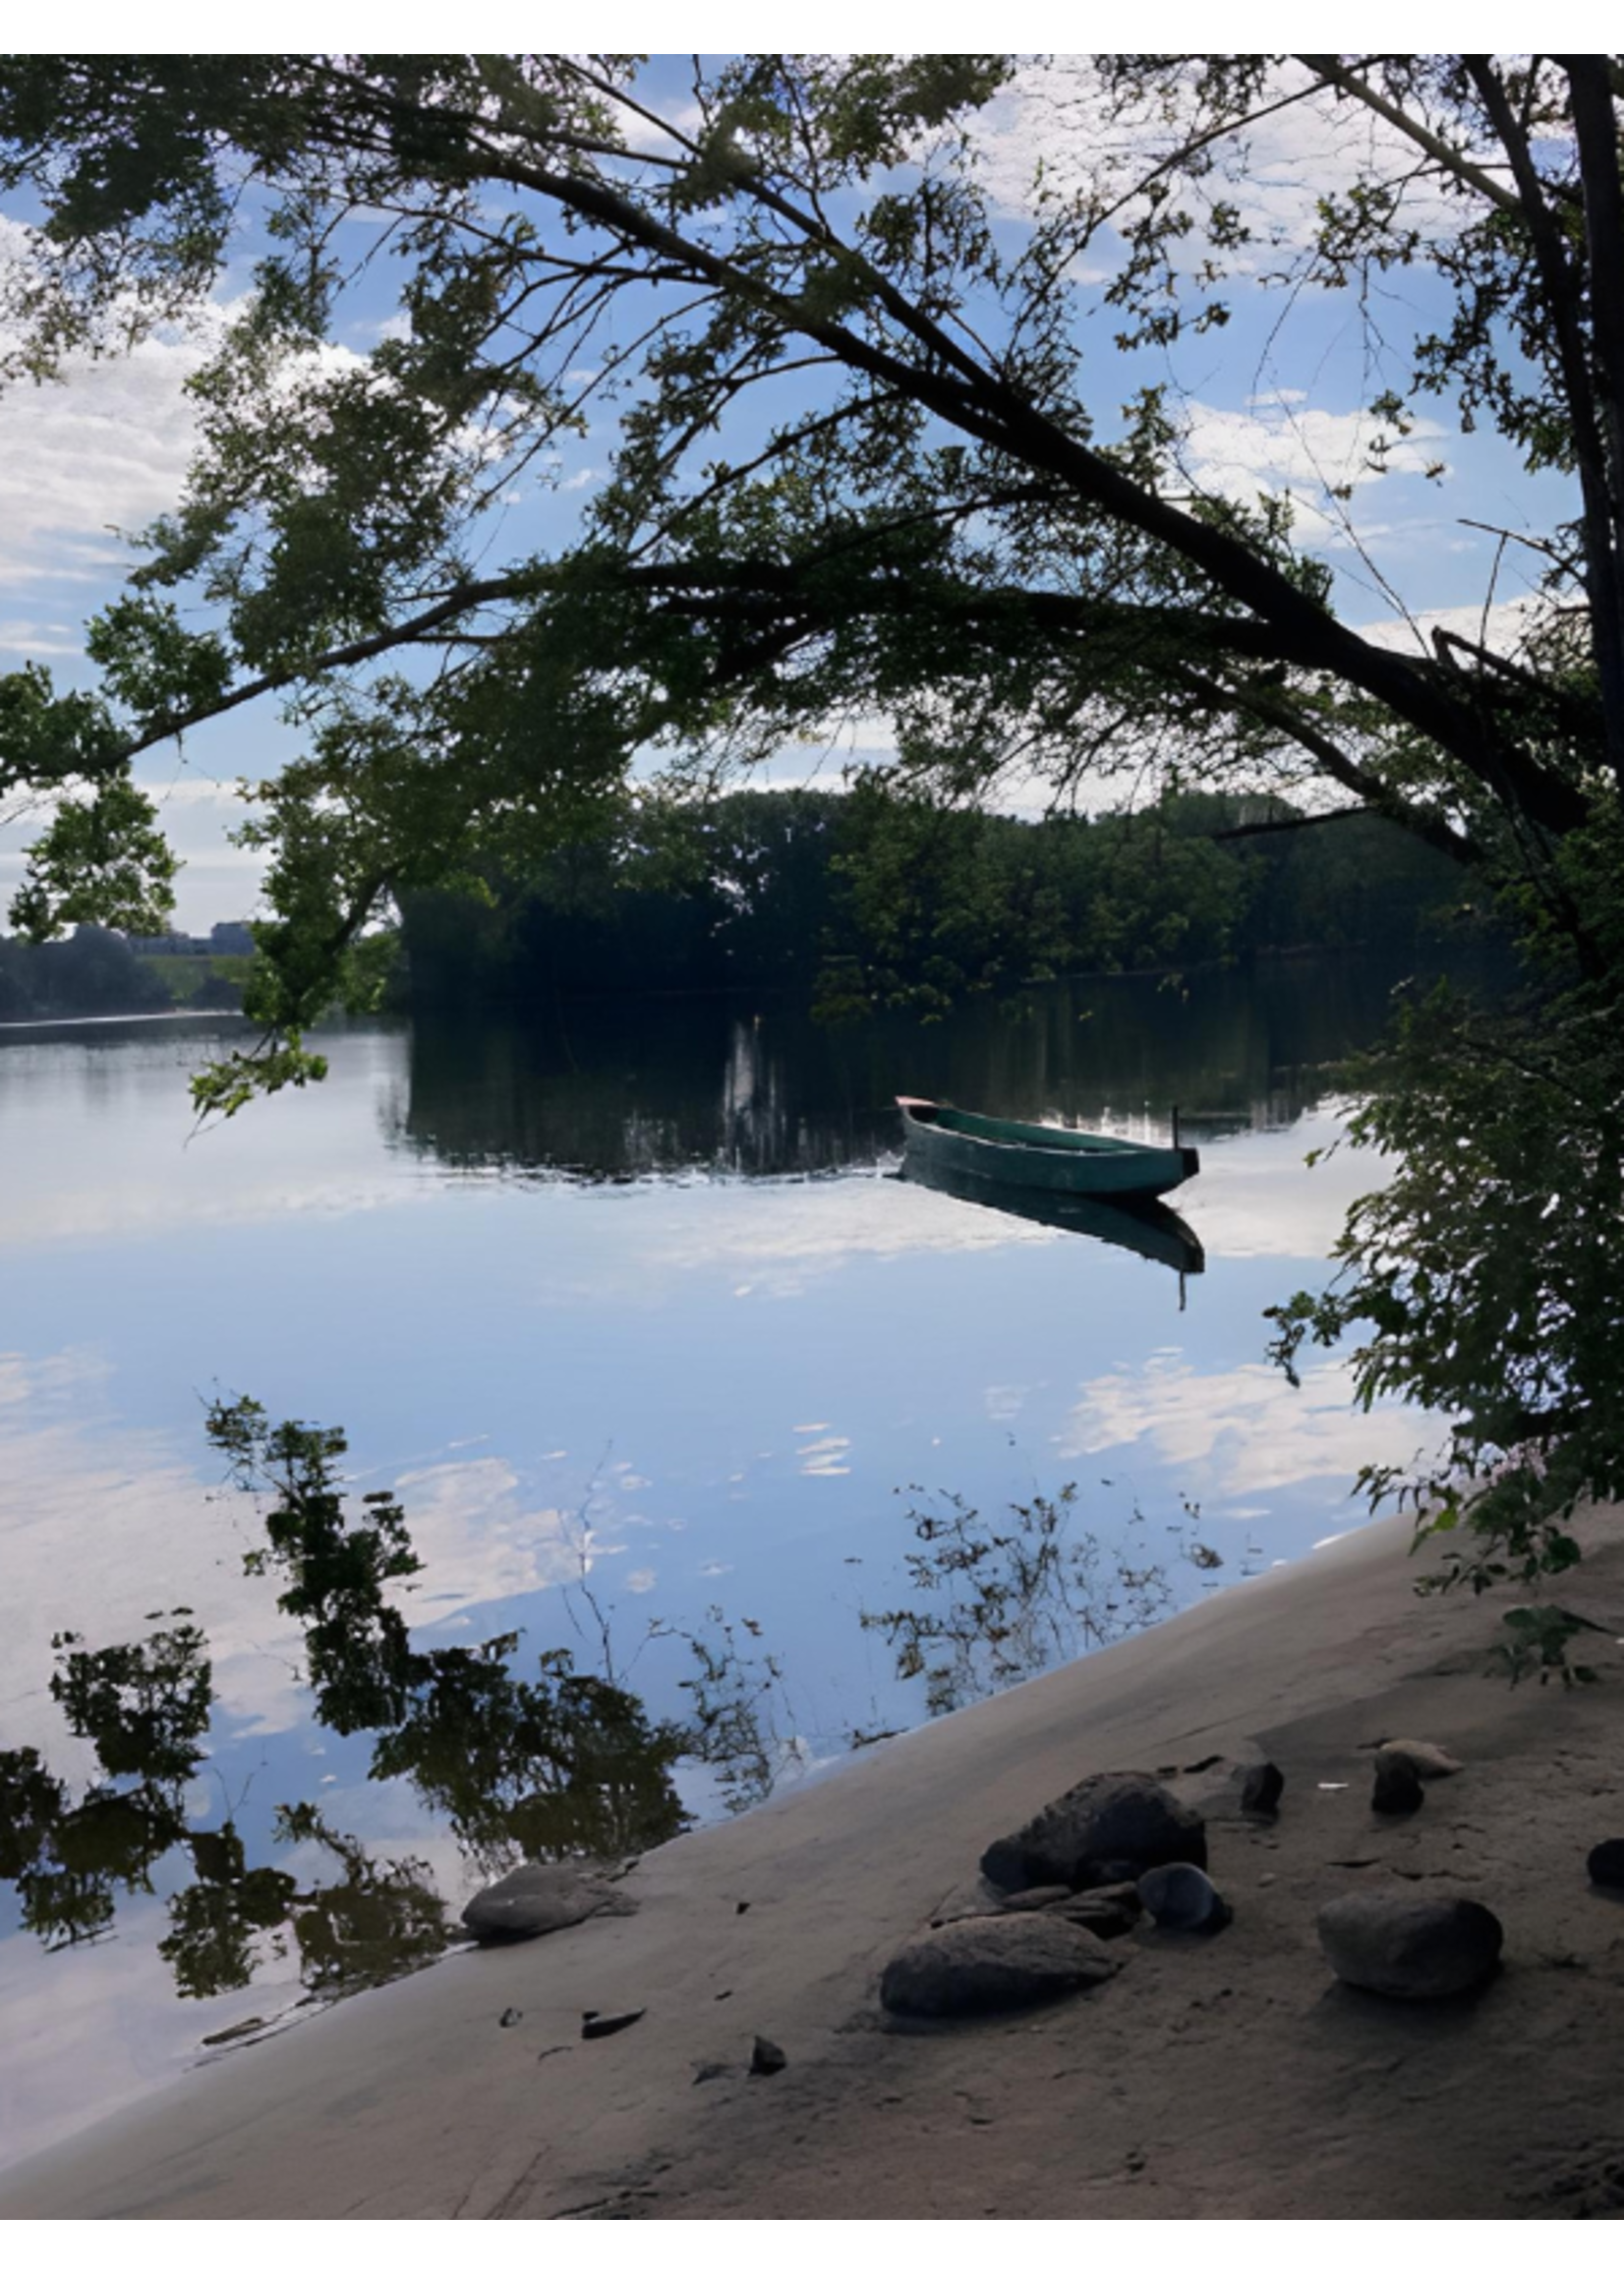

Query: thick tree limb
left=1467, top=55, right=1624, bottom=788
left=443, top=100, right=1591, bottom=839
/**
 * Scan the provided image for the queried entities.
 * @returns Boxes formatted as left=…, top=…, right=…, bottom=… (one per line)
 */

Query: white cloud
left=554, top=1173, right=1064, bottom=1303
left=1057, top=1351, right=1444, bottom=1501
left=1356, top=592, right=1546, bottom=667
left=0, top=615, right=85, bottom=656
left=1176, top=1112, right=1394, bottom=1261
left=0, top=331, right=210, bottom=590
left=1181, top=397, right=1449, bottom=509
left=973, top=58, right=1476, bottom=261
left=615, top=96, right=705, bottom=157
left=392, top=1456, right=590, bottom=1621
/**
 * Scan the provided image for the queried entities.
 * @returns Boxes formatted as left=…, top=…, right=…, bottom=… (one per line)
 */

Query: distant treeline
left=0, top=925, right=246, bottom=1021
left=401, top=787, right=1474, bottom=1015
left=0, top=924, right=171, bottom=1020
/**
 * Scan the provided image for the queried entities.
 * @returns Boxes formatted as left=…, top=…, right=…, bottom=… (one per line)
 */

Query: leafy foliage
left=398, top=784, right=1465, bottom=1015
left=0, top=54, right=1604, bottom=1057
left=3, top=54, right=1624, bottom=1591
left=1490, top=1604, right=1608, bottom=1690
left=1267, top=965, right=1624, bottom=1592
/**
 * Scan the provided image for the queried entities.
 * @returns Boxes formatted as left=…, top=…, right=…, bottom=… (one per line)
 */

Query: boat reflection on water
left=898, top=1152, right=1205, bottom=1279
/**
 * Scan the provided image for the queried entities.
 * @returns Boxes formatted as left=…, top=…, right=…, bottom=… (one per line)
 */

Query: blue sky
left=0, top=47, right=1577, bottom=927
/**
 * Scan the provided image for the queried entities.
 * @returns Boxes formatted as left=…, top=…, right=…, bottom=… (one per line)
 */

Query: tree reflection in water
left=1, top=1402, right=1208, bottom=2022
left=0, top=1397, right=766, bottom=2017
left=858, top=1483, right=1215, bottom=1721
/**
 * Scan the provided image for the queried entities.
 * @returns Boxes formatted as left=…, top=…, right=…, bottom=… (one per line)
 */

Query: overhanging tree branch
left=1466, top=53, right=1624, bottom=787
left=1297, top=54, right=1526, bottom=215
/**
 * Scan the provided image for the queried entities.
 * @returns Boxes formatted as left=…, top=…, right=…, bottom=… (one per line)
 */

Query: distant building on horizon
left=127, top=920, right=256, bottom=958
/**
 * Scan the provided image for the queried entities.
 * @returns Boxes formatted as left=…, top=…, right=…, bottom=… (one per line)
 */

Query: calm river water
left=0, top=961, right=1455, bottom=2168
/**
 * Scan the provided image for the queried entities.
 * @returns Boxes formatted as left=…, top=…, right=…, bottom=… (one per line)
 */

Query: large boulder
left=980, top=1771, right=1206, bottom=1893
left=462, top=1862, right=636, bottom=1944
left=1317, top=1892, right=1503, bottom=2000
left=882, top=1913, right=1123, bottom=2018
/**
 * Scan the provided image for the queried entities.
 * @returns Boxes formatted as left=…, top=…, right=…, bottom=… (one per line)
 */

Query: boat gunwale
left=898, top=1098, right=1175, bottom=1163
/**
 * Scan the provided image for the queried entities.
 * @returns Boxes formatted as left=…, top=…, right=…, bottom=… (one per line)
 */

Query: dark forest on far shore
left=400, top=786, right=1476, bottom=1016
left=3, top=787, right=1477, bottom=1026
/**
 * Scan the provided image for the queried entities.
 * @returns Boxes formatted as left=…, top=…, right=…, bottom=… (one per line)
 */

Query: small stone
left=1587, top=1838, right=1624, bottom=1889
left=1241, top=1762, right=1285, bottom=1814
left=1317, top=1893, right=1503, bottom=1999
left=1376, top=1740, right=1463, bottom=1779
left=1138, top=1862, right=1231, bottom=1933
left=981, top=1772, right=1206, bottom=1894
left=462, top=1862, right=635, bottom=1944
left=881, top=1913, right=1122, bottom=2018
left=749, top=2035, right=787, bottom=2075
left=581, top=2009, right=646, bottom=2040
left=1371, top=1753, right=1424, bottom=1816
left=498, top=2007, right=524, bottom=2028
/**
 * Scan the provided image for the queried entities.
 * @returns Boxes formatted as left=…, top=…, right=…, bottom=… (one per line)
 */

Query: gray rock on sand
left=1241, top=1762, right=1285, bottom=1814
left=930, top=1880, right=1140, bottom=1936
left=1587, top=1838, right=1624, bottom=1889
left=980, top=1771, right=1206, bottom=1894
left=1377, top=1739, right=1463, bottom=1779
left=882, top=1913, right=1124, bottom=2017
left=749, top=2035, right=787, bottom=2075
left=462, top=1862, right=637, bottom=1943
left=1049, top=1883, right=1142, bottom=1940
left=1317, top=1892, right=1503, bottom=1999
left=1138, top=1862, right=1231, bottom=1934
left=1370, top=1753, right=1424, bottom=1816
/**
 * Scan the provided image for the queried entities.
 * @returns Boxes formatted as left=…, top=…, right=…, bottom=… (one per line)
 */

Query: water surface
left=0, top=962, right=1452, bottom=2167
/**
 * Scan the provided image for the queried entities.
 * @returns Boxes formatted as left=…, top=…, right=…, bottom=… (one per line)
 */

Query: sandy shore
left=5, top=1507, right=1624, bottom=2221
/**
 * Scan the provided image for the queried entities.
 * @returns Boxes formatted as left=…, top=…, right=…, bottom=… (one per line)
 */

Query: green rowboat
left=897, top=1096, right=1199, bottom=1201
